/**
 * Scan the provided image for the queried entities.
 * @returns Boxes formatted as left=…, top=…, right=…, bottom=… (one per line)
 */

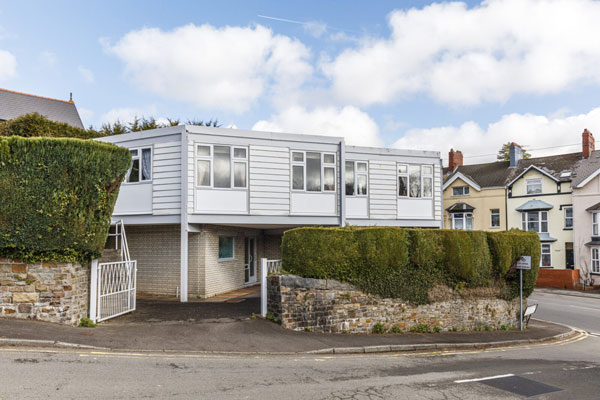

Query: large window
left=218, top=236, right=235, bottom=260
left=398, top=164, right=433, bottom=198
left=564, top=207, right=573, bottom=229
left=451, top=212, right=473, bottom=230
left=345, top=161, right=368, bottom=196
left=196, top=144, right=247, bottom=189
left=126, top=147, right=152, bottom=183
left=541, top=243, right=552, bottom=267
left=526, top=179, right=542, bottom=194
left=291, top=151, right=336, bottom=192
left=521, top=211, right=548, bottom=233
left=453, top=186, right=470, bottom=196
left=593, top=212, right=599, bottom=236
left=491, top=209, right=500, bottom=227
left=592, top=247, right=600, bottom=274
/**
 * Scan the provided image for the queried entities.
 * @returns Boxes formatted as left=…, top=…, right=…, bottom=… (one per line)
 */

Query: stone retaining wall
left=0, top=258, right=89, bottom=325
left=268, top=275, right=521, bottom=333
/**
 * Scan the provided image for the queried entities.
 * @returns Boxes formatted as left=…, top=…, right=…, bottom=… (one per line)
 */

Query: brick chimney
left=448, top=148, right=463, bottom=173
left=509, top=142, right=523, bottom=168
left=582, top=129, right=595, bottom=159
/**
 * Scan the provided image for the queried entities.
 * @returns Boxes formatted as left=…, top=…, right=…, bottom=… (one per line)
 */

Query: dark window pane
left=214, top=146, right=231, bottom=188
left=293, top=165, right=304, bottom=190
left=345, top=161, right=355, bottom=195
left=306, top=152, right=321, bottom=192
left=399, top=176, right=408, bottom=196
left=234, top=148, right=247, bottom=159
left=324, top=154, right=335, bottom=164
left=128, top=159, right=140, bottom=183
left=218, top=236, right=234, bottom=259
left=409, top=165, right=421, bottom=197
left=292, top=152, right=304, bottom=162
left=142, top=148, right=152, bottom=180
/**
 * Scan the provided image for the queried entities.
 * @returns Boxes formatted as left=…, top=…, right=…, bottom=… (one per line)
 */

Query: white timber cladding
left=434, top=164, right=442, bottom=220
left=152, top=141, right=182, bottom=215
left=249, top=145, right=291, bottom=216
left=368, top=160, right=397, bottom=219
left=187, top=139, right=194, bottom=213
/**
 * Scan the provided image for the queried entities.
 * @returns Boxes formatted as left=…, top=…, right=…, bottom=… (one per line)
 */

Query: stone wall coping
left=278, top=274, right=356, bottom=291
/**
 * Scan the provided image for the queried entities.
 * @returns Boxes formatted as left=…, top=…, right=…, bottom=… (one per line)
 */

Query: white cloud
left=99, top=106, right=158, bottom=125
left=392, top=107, right=600, bottom=164
left=105, top=23, right=312, bottom=113
left=253, top=105, right=382, bottom=147
left=0, top=49, right=16, bottom=80
left=322, top=0, right=600, bottom=106
left=303, top=21, right=327, bottom=38
left=40, top=51, right=57, bottom=67
left=78, top=65, right=94, bottom=83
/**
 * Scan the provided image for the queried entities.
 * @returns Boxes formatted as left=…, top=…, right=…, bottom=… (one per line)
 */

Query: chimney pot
left=448, top=149, right=463, bottom=173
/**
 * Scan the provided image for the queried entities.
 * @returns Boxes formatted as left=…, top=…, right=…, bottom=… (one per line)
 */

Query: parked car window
left=526, top=178, right=542, bottom=194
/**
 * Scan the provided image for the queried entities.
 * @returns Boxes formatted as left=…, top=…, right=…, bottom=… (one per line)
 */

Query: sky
left=2, top=0, right=600, bottom=165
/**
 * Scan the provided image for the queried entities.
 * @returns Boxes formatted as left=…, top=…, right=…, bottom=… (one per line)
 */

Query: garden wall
left=536, top=269, right=580, bottom=290
left=0, top=258, right=89, bottom=325
left=268, top=275, right=521, bottom=333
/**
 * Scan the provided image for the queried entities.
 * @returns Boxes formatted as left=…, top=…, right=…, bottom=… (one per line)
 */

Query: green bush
left=282, top=227, right=540, bottom=304
left=0, top=136, right=130, bottom=262
left=0, top=113, right=103, bottom=139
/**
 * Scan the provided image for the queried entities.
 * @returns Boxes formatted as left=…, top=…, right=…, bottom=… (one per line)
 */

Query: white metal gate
left=260, top=258, right=282, bottom=317
left=89, top=221, right=137, bottom=323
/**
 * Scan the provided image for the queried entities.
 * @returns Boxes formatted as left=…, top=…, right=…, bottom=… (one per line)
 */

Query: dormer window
left=526, top=179, right=542, bottom=194
left=452, top=186, right=470, bottom=196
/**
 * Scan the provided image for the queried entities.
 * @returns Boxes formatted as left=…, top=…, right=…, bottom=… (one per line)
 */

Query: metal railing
left=106, top=220, right=130, bottom=262
left=90, top=260, right=137, bottom=322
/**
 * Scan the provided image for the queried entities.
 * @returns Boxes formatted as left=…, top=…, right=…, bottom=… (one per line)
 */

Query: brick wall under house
left=268, top=275, right=522, bottom=333
left=0, top=259, right=89, bottom=325
left=536, top=269, right=580, bottom=290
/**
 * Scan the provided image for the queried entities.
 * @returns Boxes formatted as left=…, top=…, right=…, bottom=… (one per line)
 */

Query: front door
left=244, top=237, right=256, bottom=284
left=566, top=242, right=574, bottom=269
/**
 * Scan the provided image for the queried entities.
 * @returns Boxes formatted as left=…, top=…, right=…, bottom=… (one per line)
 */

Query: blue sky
left=2, top=0, right=600, bottom=164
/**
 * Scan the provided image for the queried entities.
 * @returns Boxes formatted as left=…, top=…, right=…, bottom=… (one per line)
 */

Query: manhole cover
left=480, top=375, right=562, bottom=397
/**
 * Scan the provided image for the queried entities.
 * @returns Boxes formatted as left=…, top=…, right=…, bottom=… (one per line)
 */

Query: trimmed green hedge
left=0, top=113, right=103, bottom=139
left=281, top=227, right=540, bottom=304
left=0, top=136, right=130, bottom=262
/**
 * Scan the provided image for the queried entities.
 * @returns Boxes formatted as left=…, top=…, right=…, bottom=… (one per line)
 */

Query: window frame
left=593, top=212, right=599, bottom=236
left=345, top=160, right=368, bottom=197
left=490, top=209, right=500, bottom=228
left=125, top=146, right=153, bottom=184
left=195, top=144, right=248, bottom=190
left=290, top=151, right=337, bottom=193
left=564, top=207, right=573, bottom=230
left=452, top=186, right=470, bottom=196
left=541, top=243, right=552, bottom=267
left=451, top=212, right=473, bottom=230
left=217, top=235, right=236, bottom=261
left=397, top=164, right=434, bottom=198
left=521, top=211, right=549, bottom=233
left=526, top=178, right=542, bottom=195
left=591, top=247, right=600, bottom=274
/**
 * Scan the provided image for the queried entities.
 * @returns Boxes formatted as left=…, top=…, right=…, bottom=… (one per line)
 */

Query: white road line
left=589, top=332, right=600, bottom=337
left=454, top=374, right=515, bottom=383
left=568, top=305, right=600, bottom=311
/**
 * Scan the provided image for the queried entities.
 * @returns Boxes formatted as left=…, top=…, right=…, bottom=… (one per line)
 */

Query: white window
left=218, top=236, right=235, bottom=260
left=591, top=247, right=600, bottom=274
left=541, top=243, right=552, bottom=267
left=451, top=212, right=473, bottom=230
left=491, top=209, right=500, bottom=227
left=452, top=186, right=470, bottom=196
left=195, top=144, right=247, bottom=189
left=521, top=211, right=548, bottom=233
left=291, top=151, right=336, bottom=192
left=526, top=178, right=542, bottom=194
left=564, top=207, right=573, bottom=229
left=398, top=164, right=433, bottom=198
left=345, top=161, right=368, bottom=196
left=126, top=147, right=152, bottom=183
left=593, top=212, right=599, bottom=236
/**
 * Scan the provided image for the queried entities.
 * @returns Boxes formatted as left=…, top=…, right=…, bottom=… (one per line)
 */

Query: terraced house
left=95, top=125, right=443, bottom=301
left=444, top=130, right=598, bottom=279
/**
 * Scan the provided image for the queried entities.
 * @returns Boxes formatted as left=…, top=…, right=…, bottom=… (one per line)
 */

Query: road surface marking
left=454, top=374, right=514, bottom=383
left=567, top=304, right=600, bottom=311
left=589, top=332, right=600, bottom=337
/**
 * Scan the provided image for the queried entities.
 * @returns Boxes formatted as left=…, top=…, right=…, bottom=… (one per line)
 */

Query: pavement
left=534, top=286, right=600, bottom=300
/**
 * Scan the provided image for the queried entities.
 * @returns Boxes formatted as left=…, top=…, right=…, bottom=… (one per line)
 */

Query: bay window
left=592, top=247, right=600, bottom=274
left=345, top=161, right=368, bottom=196
left=398, top=164, right=434, bottom=198
left=521, top=211, right=548, bottom=233
left=196, top=144, right=247, bottom=189
left=126, top=147, right=152, bottom=183
left=291, top=151, right=336, bottom=192
left=541, top=243, right=552, bottom=267
left=593, top=212, right=599, bottom=236
left=451, top=212, right=473, bottom=230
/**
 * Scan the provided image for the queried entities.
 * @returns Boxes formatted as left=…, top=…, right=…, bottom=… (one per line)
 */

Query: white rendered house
left=96, top=125, right=443, bottom=301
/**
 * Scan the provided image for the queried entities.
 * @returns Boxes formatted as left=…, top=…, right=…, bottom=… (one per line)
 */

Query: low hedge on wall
left=281, top=227, right=540, bottom=304
left=0, top=136, right=130, bottom=262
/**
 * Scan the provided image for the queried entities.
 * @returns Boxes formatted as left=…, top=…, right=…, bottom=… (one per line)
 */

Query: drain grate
left=480, top=375, right=563, bottom=397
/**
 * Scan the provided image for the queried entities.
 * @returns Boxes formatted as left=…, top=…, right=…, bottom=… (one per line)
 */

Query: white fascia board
left=576, top=167, right=600, bottom=189
left=94, top=125, right=184, bottom=144
left=507, top=165, right=559, bottom=187
left=442, top=172, right=481, bottom=191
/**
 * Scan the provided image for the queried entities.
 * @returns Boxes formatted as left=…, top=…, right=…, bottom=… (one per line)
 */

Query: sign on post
left=516, top=256, right=531, bottom=270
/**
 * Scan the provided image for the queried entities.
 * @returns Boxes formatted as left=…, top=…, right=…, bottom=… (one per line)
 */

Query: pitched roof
left=0, top=88, right=84, bottom=128
left=572, top=150, right=600, bottom=188
left=443, top=160, right=512, bottom=188
left=510, top=152, right=582, bottom=183
left=446, top=202, right=475, bottom=213
left=515, top=199, right=554, bottom=211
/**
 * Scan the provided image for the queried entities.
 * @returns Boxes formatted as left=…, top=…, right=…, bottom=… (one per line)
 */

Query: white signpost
left=516, top=256, right=531, bottom=331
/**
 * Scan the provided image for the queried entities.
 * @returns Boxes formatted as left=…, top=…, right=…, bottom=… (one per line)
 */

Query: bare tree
left=577, top=237, right=596, bottom=290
